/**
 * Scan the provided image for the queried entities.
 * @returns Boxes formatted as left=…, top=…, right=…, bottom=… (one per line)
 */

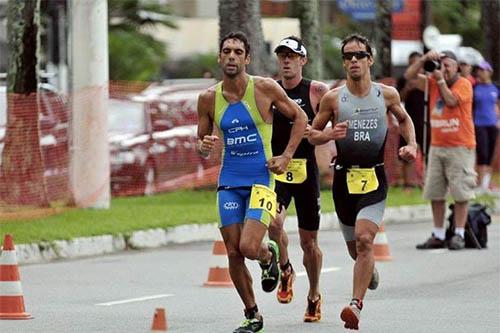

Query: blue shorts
left=217, top=187, right=273, bottom=228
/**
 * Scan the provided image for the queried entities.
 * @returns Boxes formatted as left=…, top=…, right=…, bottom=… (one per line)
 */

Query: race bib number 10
left=346, top=168, right=379, bottom=194
left=275, top=159, right=307, bottom=184
left=249, top=184, right=277, bottom=218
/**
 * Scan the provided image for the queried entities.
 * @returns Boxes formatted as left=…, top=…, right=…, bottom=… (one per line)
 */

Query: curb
left=12, top=199, right=500, bottom=265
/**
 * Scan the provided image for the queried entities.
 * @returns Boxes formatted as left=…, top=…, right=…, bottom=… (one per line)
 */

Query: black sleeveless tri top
left=272, top=78, right=316, bottom=160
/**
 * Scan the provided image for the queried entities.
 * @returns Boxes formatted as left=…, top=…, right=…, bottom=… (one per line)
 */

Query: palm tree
left=1, top=0, right=49, bottom=207
left=292, top=0, right=323, bottom=79
left=218, top=0, right=270, bottom=76
left=375, top=0, right=392, bottom=79
left=108, top=0, right=177, bottom=81
left=480, top=0, right=499, bottom=82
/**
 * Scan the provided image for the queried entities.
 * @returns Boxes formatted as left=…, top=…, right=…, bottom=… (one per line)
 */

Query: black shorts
left=332, top=164, right=388, bottom=227
left=475, top=126, right=498, bottom=165
left=275, top=161, right=320, bottom=231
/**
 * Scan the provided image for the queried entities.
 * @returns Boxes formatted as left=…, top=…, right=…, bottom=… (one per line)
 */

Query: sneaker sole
left=277, top=290, right=293, bottom=304
left=262, top=241, right=280, bottom=293
left=304, top=314, right=321, bottom=323
left=277, top=272, right=295, bottom=304
left=340, top=306, right=359, bottom=330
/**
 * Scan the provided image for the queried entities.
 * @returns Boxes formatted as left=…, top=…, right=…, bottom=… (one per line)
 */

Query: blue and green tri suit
left=214, top=76, right=275, bottom=228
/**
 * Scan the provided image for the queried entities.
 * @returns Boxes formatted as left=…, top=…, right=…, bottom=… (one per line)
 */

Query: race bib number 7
left=249, top=184, right=277, bottom=218
left=275, top=159, right=307, bottom=184
left=346, top=168, right=379, bottom=194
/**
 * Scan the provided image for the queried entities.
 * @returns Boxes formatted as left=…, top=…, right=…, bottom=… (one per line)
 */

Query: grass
left=0, top=187, right=494, bottom=245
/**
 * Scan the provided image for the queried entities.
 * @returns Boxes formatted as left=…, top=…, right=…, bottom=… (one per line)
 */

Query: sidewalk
left=12, top=200, right=500, bottom=265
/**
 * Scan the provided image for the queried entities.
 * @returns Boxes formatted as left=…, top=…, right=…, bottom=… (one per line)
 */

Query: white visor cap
left=274, top=38, right=307, bottom=57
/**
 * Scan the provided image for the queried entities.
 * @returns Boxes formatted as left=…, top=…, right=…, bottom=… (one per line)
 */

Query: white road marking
left=428, top=249, right=449, bottom=254
left=296, top=266, right=341, bottom=277
left=95, top=294, right=174, bottom=306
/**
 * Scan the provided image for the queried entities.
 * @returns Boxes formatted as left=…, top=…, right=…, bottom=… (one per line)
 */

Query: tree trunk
left=375, top=0, right=392, bottom=79
left=481, top=0, right=500, bottom=83
left=218, top=0, right=269, bottom=76
left=420, top=0, right=432, bottom=53
left=1, top=0, right=48, bottom=207
left=292, top=0, right=323, bottom=80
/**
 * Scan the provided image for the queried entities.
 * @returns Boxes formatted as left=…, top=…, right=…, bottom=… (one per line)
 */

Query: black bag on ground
left=446, top=203, right=492, bottom=249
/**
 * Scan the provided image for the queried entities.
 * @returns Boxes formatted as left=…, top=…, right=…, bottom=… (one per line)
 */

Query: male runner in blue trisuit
left=197, top=31, right=307, bottom=333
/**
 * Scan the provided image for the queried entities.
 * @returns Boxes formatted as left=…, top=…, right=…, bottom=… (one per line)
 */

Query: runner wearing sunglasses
left=309, top=34, right=417, bottom=330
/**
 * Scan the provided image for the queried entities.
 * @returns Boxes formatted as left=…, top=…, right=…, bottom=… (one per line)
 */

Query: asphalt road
left=2, top=220, right=499, bottom=333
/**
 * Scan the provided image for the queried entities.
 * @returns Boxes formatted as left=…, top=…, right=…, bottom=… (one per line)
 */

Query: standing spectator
left=397, top=52, right=425, bottom=189
left=406, top=50, right=476, bottom=251
left=473, top=60, right=499, bottom=192
left=459, top=56, right=477, bottom=86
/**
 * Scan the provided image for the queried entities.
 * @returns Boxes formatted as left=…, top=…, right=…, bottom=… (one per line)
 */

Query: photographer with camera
left=405, top=50, right=476, bottom=250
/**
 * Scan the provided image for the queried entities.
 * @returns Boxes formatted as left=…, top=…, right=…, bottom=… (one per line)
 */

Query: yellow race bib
left=274, top=159, right=307, bottom=184
left=249, top=184, right=277, bottom=218
left=346, top=168, right=379, bottom=194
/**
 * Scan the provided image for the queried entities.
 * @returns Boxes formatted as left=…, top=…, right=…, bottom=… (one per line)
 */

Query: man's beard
left=224, top=65, right=241, bottom=78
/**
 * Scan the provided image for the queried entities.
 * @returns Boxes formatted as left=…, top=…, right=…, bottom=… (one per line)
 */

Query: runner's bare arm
left=196, top=90, right=218, bottom=157
left=305, top=81, right=331, bottom=137
left=310, top=81, right=330, bottom=114
left=264, top=78, right=308, bottom=174
left=384, top=85, right=417, bottom=162
left=309, top=89, right=347, bottom=145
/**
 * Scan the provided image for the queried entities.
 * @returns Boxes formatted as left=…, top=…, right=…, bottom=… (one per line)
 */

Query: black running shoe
left=259, top=240, right=280, bottom=292
left=416, top=234, right=446, bottom=250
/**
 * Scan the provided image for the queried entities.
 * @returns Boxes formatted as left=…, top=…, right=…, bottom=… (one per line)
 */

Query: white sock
left=455, top=228, right=465, bottom=238
left=432, top=227, right=446, bottom=240
left=481, top=173, right=491, bottom=190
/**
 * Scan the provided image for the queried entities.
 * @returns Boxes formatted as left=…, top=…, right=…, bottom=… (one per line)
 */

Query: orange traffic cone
left=151, top=308, right=167, bottom=331
left=203, top=240, right=233, bottom=287
left=0, top=234, right=33, bottom=320
left=374, top=223, right=392, bottom=261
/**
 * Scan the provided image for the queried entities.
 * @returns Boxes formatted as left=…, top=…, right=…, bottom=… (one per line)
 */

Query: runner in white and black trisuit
left=269, top=36, right=329, bottom=322
left=309, top=34, right=417, bottom=330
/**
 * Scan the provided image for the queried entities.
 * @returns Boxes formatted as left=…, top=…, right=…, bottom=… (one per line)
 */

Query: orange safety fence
left=0, top=79, right=498, bottom=219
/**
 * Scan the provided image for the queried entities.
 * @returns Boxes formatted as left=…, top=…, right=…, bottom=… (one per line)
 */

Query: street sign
left=337, top=0, right=404, bottom=21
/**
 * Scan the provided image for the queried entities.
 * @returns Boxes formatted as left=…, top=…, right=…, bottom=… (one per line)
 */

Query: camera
left=423, top=60, right=441, bottom=72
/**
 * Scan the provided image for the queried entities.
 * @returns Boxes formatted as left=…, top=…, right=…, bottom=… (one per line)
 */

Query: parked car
left=0, top=83, right=71, bottom=203
left=109, top=90, right=220, bottom=196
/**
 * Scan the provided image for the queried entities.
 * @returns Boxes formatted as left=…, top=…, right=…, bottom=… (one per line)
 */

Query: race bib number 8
left=249, top=184, right=277, bottom=218
left=275, top=159, right=307, bottom=184
left=346, top=168, right=379, bottom=194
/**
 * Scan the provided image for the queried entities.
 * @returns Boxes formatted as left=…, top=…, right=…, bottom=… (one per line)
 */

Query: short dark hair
left=409, top=51, right=422, bottom=59
left=341, top=34, right=373, bottom=56
left=219, top=31, right=251, bottom=56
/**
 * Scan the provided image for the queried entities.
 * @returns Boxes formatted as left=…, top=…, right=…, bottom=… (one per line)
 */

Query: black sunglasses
left=342, top=51, right=371, bottom=60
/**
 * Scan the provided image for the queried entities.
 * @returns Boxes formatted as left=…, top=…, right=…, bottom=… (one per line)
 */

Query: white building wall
left=149, top=17, right=300, bottom=60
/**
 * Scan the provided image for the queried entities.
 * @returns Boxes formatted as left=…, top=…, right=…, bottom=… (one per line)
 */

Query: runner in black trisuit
left=269, top=36, right=329, bottom=322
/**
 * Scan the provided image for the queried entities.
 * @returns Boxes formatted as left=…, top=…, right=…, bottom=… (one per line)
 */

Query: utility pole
left=69, top=0, right=110, bottom=209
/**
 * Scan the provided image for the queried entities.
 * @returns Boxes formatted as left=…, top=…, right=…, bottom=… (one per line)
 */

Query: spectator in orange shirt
left=405, top=50, right=476, bottom=251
